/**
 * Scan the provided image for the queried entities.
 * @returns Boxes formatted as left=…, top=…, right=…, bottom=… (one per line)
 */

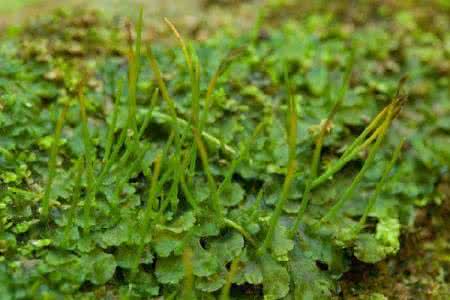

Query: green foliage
left=0, top=2, right=448, bottom=299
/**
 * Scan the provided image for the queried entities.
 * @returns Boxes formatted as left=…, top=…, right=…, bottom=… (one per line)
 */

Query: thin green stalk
left=182, top=247, right=195, bottom=300
left=217, top=120, right=266, bottom=197
left=191, top=57, right=201, bottom=129
left=178, top=150, right=199, bottom=211
left=201, top=47, right=245, bottom=131
left=153, top=169, right=173, bottom=207
left=184, top=34, right=222, bottom=220
left=149, top=132, right=177, bottom=203
left=164, top=18, right=193, bottom=74
left=109, top=139, right=137, bottom=174
left=189, top=48, right=203, bottom=183
left=163, top=160, right=182, bottom=213
left=126, top=8, right=143, bottom=135
left=112, top=89, right=157, bottom=172
left=341, top=105, right=389, bottom=160
left=97, top=75, right=144, bottom=182
left=137, top=88, right=159, bottom=139
left=290, top=55, right=353, bottom=236
left=105, top=61, right=183, bottom=183
left=99, top=56, right=154, bottom=183
left=259, top=135, right=297, bottom=253
left=164, top=20, right=200, bottom=132
left=147, top=46, right=178, bottom=121
left=150, top=110, right=236, bottom=155
left=260, top=72, right=298, bottom=253
left=7, top=187, right=40, bottom=199
left=358, top=139, right=404, bottom=228
left=135, top=8, right=143, bottom=75
left=186, top=50, right=200, bottom=181
left=250, top=185, right=266, bottom=220
left=103, top=79, right=123, bottom=163
left=150, top=23, right=239, bottom=171
left=180, top=176, right=198, bottom=211
left=220, top=256, right=240, bottom=300
left=111, top=144, right=150, bottom=213
left=310, top=109, right=389, bottom=190
left=193, top=128, right=223, bottom=220
left=187, top=142, right=198, bottom=187
left=320, top=107, right=395, bottom=223
left=145, top=131, right=176, bottom=204
left=164, top=17, right=201, bottom=191
left=127, top=50, right=138, bottom=135
left=110, top=85, right=158, bottom=175
left=158, top=130, right=189, bottom=218
left=79, top=93, right=96, bottom=231
left=41, top=104, right=68, bottom=218
left=340, top=91, right=405, bottom=162
left=145, top=153, right=162, bottom=218
left=97, top=124, right=128, bottom=183
left=294, top=103, right=390, bottom=185
left=134, top=153, right=163, bottom=274
left=64, top=158, right=83, bottom=247
left=98, top=72, right=142, bottom=185
left=224, top=218, right=256, bottom=246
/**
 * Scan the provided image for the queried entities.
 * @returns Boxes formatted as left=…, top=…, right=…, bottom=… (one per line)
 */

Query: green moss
left=0, top=2, right=448, bottom=299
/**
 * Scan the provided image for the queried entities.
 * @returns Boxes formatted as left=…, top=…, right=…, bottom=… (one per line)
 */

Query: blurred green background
left=0, top=0, right=40, bottom=12
left=0, top=0, right=206, bottom=17
left=0, top=0, right=244, bottom=32
left=0, top=0, right=261, bottom=39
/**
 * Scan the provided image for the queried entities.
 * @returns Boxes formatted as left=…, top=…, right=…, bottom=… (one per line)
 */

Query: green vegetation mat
left=0, top=2, right=449, bottom=299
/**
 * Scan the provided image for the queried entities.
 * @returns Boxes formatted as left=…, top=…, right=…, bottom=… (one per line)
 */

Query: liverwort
left=358, top=139, right=405, bottom=229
